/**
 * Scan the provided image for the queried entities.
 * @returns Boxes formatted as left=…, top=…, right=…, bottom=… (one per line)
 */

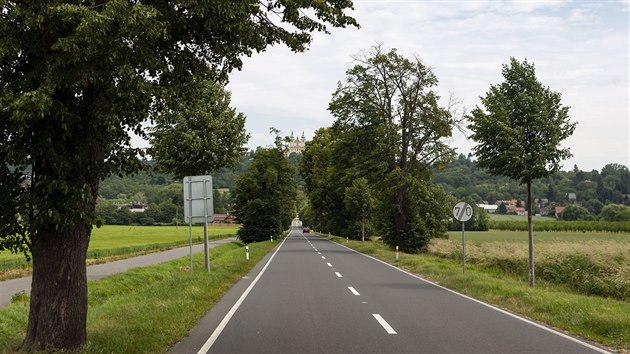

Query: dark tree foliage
left=233, top=148, right=297, bottom=243
left=325, top=46, right=455, bottom=251
left=148, top=79, right=249, bottom=179
left=0, top=1, right=356, bottom=350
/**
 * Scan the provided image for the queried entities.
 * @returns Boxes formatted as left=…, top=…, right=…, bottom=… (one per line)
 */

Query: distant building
left=513, top=207, right=527, bottom=216
left=566, top=193, right=577, bottom=204
left=555, top=206, right=566, bottom=217
left=286, top=131, right=307, bottom=155
left=477, top=204, right=498, bottom=213
left=212, top=213, right=236, bottom=224
left=115, top=203, right=146, bottom=213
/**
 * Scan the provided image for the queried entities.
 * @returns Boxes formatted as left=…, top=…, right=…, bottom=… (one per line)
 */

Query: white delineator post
left=246, top=245, right=249, bottom=261
left=396, top=246, right=399, bottom=261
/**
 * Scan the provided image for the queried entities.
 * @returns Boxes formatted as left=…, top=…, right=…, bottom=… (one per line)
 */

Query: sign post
left=452, top=202, right=473, bottom=274
left=184, top=176, right=214, bottom=273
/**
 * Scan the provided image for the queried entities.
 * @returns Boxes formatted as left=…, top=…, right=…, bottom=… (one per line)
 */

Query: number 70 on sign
left=453, top=202, right=473, bottom=222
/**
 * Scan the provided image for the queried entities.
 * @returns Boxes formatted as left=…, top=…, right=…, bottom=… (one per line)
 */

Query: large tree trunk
left=394, top=182, right=409, bottom=247
left=527, top=181, right=535, bottom=287
left=21, top=223, right=91, bottom=351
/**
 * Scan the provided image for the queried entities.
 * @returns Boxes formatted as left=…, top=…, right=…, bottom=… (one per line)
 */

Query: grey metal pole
left=188, top=177, right=193, bottom=272
left=462, top=221, right=466, bottom=275
left=203, top=179, right=210, bottom=272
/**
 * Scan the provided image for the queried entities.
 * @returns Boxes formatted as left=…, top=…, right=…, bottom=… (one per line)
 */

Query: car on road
left=303, top=227, right=310, bottom=233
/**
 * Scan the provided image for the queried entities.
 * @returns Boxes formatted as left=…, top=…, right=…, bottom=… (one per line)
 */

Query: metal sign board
left=183, top=176, right=214, bottom=224
left=453, top=202, right=473, bottom=222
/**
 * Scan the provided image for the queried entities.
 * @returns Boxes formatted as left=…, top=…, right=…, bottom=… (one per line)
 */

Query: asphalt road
left=172, top=230, right=610, bottom=354
left=0, top=238, right=236, bottom=307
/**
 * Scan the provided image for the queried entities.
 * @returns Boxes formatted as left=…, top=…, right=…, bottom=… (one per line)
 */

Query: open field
left=329, top=235, right=630, bottom=352
left=437, top=231, right=630, bottom=301
left=88, top=225, right=239, bottom=249
left=447, top=229, right=630, bottom=243
left=0, top=238, right=279, bottom=353
left=0, top=225, right=240, bottom=276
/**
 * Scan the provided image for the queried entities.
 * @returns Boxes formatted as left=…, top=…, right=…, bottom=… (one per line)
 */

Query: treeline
left=433, top=154, right=630, bottom=208
left=96, top=162, right=238, bottom=226
left=95, top=150, right=301, bottom=226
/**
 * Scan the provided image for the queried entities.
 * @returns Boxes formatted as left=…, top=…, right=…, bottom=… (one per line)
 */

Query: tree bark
left=21, top=223, right=91, bottom=351
left=394, top=182, right=409, bottom=247
left=527, top=180, right=535, bottom=287
left=361, top=216, right=365, bottom=242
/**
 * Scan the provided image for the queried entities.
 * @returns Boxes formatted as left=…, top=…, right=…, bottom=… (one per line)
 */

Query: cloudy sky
left=226, top=0, right=628, bottom=172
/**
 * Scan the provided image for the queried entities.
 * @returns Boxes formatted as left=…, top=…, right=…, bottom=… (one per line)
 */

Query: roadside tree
left=148, top=79, right=248, bottom=178
left=344, top=178, right=374, bottom=241
left=328, top=45, right=456, bottom=251
left=0, top=2, right=356, bottom=350
left=233, top=147, right=297, bottom=243
left=468, top=57, right=576, bottom=286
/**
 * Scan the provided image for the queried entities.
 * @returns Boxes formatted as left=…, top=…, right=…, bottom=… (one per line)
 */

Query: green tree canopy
left=0, top=1, right=357, bottom=350
left=599, top=204, right=630, bottom=222
left=468, top=57, right=576, bottom=287
left=233, top=147, right=297, bottom=243
left=148, top=79, right=248, bottom=178
left=326, top=45, right=456, bottom=251
left=344, top=177, right=374, bottom=241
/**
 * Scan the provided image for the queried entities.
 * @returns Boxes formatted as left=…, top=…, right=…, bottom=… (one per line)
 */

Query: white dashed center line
left=335, top=272, right=342, bottom=278
left=373, top=314, right=397, bottom=334
left=348, top=287, right=360, bottom=296
left=327, top=262, right=333, bottom=267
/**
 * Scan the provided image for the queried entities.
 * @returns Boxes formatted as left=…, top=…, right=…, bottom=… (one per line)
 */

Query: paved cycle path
left=0, top=237, right=236, bottom=307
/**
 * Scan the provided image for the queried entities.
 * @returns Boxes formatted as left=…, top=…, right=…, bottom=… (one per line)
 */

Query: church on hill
left=287, top=131, right=306, bottom=155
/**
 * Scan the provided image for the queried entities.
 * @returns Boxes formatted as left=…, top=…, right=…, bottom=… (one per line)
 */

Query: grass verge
left=0, top=238, right=279, bottom=353
left=329, top=236, right=630, bottom=352
left=0, top=225, right=240, bottom=280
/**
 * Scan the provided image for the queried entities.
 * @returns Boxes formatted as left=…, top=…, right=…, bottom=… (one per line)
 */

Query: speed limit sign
left=453, top=202, right=473, bottom=222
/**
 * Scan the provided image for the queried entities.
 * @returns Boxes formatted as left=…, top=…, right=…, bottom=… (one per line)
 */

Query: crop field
left=439, top=230, right=630, bottom=301
left=0, top=225, right=240, bottom=274
left=447, top=229, right=630, bottom=243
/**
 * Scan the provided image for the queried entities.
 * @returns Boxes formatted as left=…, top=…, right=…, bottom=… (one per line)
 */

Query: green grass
left=0, top=225, right=240, bottom=274
left=448, top=230, right=630, bottom=243
left=0, top=237, right=279, bottom=353
left=330, top=236, right=630, bottom=352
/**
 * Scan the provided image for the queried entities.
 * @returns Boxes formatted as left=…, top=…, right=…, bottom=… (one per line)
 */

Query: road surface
left=0, top=238, right=236, bottom=307
left=171, top=230, right=610, bottom=354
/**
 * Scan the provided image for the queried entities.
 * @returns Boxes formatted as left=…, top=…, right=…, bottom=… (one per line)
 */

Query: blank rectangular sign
left=183, top=176, right=214, bottom=224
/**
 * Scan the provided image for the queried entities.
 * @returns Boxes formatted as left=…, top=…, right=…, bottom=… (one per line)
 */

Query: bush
left=558, top=204, right=593, bottom=221
left=600, top=204, right=630, bottom=222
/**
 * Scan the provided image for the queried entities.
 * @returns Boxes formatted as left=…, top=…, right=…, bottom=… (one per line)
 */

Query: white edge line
left=348, top=286, right=360, bottom=296
left=324, top=236, right=612, bottom=354
left=373, top=314, right=397, bottom=334
left=196, top=236, right=289, bottom=354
